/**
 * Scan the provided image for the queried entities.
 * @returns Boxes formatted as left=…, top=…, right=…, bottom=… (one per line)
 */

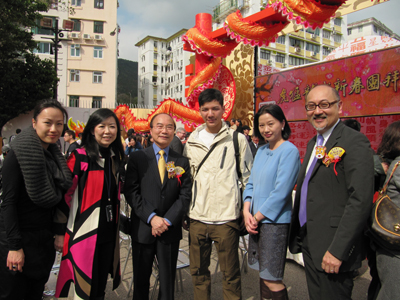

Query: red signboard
left=255, top=46, right=400, bottom=121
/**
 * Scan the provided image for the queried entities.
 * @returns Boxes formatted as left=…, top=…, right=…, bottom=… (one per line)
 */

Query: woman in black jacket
left=0, top=99, right=72, bottom=300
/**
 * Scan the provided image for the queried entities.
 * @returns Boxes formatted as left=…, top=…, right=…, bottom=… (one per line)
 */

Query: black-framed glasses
left=305, top=100, right=339, bottom=111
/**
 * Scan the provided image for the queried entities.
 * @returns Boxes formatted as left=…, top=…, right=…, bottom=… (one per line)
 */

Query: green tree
left=0, top=0, right=58, bottom=136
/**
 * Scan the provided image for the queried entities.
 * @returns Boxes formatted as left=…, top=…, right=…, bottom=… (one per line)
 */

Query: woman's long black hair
left=81, top=109, right=125, bottom=168
left=377, top=121, right=400, bottom=160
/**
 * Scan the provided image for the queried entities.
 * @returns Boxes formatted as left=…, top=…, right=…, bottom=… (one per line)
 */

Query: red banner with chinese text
left=255, top=46, right=400, bottom=121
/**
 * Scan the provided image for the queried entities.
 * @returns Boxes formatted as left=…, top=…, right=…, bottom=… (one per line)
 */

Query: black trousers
left=90, top=240, right=115, bottom=299
left=132, top=239, right=179, bottom=300
left=0, top=229, right=56, bottom=300
left=302, top=233, right=354, bottom=300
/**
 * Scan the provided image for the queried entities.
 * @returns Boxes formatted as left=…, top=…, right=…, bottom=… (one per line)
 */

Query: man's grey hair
left=176, top=127, right=186, bottom=133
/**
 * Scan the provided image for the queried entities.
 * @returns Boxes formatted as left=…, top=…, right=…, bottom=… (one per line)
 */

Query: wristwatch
left=253, top=215, right=258, bottom=222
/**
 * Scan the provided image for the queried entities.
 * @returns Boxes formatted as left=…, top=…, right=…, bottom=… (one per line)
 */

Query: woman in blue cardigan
left=243, top=104, right=300, bottom=300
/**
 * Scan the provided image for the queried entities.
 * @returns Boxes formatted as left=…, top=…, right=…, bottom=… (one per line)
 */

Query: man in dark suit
left=124, top=113, right=191, bottom=300
left=249, top=134, right=259, bottom=158
left=288, top=85, right=374, bottom=299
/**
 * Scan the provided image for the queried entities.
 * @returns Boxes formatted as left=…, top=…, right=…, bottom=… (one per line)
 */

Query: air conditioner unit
left=71, top=33, right=79, bottom=39
left=83, top=34, right=91, bottom=39
left=153, top=82, right=157, bottom=86
left=282, top=63, right=287, bottom=68
left=94, top=34, right=103, bottom=40
left=295, top=47, right=301, bottom=53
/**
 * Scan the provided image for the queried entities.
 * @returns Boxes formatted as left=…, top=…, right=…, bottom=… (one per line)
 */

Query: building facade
left=32, top=0, right=118, bottom=108
left=135, top=30, right=192, bottom=107
left=347, top=17, right=400, bottom=41
left=212, top=0, right=347, bottom=69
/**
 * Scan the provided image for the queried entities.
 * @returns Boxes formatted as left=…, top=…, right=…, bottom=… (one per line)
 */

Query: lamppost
left=41, top=18, right=73, bottom=99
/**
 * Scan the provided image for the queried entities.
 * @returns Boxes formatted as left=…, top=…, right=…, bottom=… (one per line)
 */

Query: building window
left=93, top=71, right=103, bottom=83
left=276, top=53, right=285, bottom=63
left=71, top=0, right=81, bottom=6
left=94, top=21, right=104, bottom=34
left=306, top=43, right=320, bottom=53
left=334, top=18, right=341, bottom=26
left=71, top=19, right=81, bottom=32
left=161, top=78, right=164, bottom=84
left=142, top=67, right=145, bottom=73
left=276, top=35, right=285, bottom=44
left=289, top=56, right=304, bottom=66
left=358, top=25, right=363, bottom=33
left=141, top=55, right=145, bottom=62
left=33, top=42, right=51, bottom=54
left=347, top=28, right=352, bottom=35
left=322, top=30, right=330, bottom=39
left=70, top=69, right=80, bottom=82
left=153, top=65, right=157, bottom=71
left=289, top=37, right=303, bottom=49
left=152, top=76, right=157, bottom=83
left=323, top=47, right=332, bottom=56
left=94, top=46, right=103, bottom=58
left=154, top=53, right=157, bottom=59
left=154, top=41, right=158, bottom=48
left=260, top=49, right=271, bottom=59
left=373, top=25, right=377, bottom=33
left=180, top=85, right=182, bottom=92
left=334, top=34, right=341, bottom=43
left=69, top=95, right=79, bottom=107
left=94, top=0, right=104, bottom=9
left=92, top=97, right=102, bottom=108
left=70, top=44, right=81, bottom=57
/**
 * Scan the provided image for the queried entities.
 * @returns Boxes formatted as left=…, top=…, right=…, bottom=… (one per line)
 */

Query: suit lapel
left=145, top=147, right=163, bottom=188
left=310, top=121, right=343, bottom=178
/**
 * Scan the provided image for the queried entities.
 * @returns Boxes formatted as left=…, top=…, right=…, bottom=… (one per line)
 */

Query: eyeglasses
left=305, top=100, right=339, bottom=111
left=154, top=124, right=175, bottom=131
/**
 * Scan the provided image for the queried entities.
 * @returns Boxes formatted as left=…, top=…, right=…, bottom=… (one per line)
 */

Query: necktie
left=158, top=150, right=166, bottom=183
left=299, top=134, right=324, bottom=227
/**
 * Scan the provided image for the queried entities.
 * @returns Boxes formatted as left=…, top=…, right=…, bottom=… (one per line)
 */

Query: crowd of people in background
left=0, top=86, right=399, bottom=300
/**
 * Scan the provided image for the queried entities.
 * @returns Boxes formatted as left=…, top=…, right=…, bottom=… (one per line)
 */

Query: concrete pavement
left=45, top=230, right=372, bottom=300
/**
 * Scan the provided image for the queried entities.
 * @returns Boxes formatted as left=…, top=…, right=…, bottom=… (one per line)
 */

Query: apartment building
left=212, top=0, right=347, bottom=69
left=32, top=0, right=118, bottom=108
left=347, top=17, right=400, bottom=41
left=135, top=29, right=192, bottom=107
left=66, top=0, right=118, bottom=108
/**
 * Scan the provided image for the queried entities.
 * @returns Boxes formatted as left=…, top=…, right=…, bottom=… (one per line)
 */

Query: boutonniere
left=322, top=147, right=345, bottom=176
left=166, top=161, right=185, bottom=186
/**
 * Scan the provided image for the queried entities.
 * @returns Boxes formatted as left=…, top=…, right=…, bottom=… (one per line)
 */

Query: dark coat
left=124, top=147, right=191, bottom=244
left=288, top=121, right=374, bottom=272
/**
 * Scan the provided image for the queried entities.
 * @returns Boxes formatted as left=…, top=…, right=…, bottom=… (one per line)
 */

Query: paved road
left=46, top=230, right=372, bottom=300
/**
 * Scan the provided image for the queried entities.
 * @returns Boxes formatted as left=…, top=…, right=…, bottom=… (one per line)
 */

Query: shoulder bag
left=368, top=161, right=400, bottom=251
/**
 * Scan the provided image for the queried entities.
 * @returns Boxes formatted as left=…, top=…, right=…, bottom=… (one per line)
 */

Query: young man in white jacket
left=183, top=88, right=253, bottom=300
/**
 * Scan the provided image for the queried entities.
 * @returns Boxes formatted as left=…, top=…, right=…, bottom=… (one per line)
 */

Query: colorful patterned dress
left=55, top=148, right=121, bottom=299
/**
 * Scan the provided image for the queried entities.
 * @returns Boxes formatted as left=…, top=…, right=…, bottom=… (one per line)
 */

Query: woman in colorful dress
left=55, top=108, right=125, bottom=300
left=243, top=104, right=300, bottom=300
left=0, top=99, right=72, bottom=299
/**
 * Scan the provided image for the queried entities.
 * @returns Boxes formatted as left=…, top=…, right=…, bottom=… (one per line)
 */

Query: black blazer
left=288, top=121, right=374, bottom=272
left=124, top=147, right=191, bottom=244
left=249, top=142, right=258, bottom=158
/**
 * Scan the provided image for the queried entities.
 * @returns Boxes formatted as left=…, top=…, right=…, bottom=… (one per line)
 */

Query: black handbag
left=368, top=162, right=400, bottom=251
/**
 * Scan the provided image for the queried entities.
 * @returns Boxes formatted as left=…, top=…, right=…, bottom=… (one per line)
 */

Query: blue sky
left=117, top=0, right=400, bottom=62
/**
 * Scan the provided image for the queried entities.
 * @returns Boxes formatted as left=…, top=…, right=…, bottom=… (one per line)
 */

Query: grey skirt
left=248, top=223, right=289, bottom=281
